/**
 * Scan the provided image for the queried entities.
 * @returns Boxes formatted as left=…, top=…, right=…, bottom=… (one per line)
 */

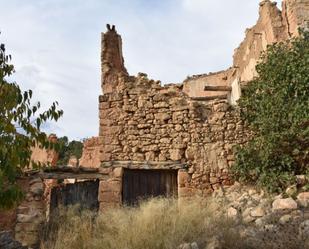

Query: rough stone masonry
left=81, top=0, right=309, bottom=167
left=78, top=0, right=309, bottom=210
left=3, top=1, right=308, bottom=247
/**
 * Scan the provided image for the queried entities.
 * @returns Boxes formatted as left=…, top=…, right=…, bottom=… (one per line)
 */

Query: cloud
left=0, top=0, right=271, bottom=140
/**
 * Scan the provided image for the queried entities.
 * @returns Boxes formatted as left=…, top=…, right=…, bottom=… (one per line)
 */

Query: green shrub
left=232, top=30, right=309, bottom=192
left=56, top=136, right=83, bottom=166
left=0, top=36, right=63, bottom=209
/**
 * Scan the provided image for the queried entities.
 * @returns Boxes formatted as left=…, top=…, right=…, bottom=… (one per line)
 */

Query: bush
left=56, top=136, right=83, bottom=166
left=232, top=30, right=309, bottom=193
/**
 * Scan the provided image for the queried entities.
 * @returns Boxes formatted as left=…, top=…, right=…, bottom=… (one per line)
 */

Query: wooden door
left=50, top=180, right=99, bottom=212
left=122, top=169, right=178, bottom=206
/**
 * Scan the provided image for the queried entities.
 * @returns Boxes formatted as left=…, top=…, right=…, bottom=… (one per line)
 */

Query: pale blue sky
left=0, top=0, right=283, bottom=140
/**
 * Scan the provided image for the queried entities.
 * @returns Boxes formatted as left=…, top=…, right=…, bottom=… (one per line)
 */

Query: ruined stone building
left=2, top=0, right=308, bottom=247
left=30, top=134, right=59, bottom=168
left=83, top=0, right=309, bottom=209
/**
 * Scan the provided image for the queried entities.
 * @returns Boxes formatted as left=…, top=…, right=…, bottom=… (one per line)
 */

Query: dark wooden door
left=50, top=180, right=99, bottom=212
left=122, top=169, right=178, bottom=206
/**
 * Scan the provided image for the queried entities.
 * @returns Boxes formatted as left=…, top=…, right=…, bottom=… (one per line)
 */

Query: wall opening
left=50, top=180, right=99, bottom=213
left=122, top=169, right=178, bottom=206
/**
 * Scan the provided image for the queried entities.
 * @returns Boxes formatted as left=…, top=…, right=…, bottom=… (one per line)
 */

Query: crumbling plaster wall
left=30, top=134, right=58, bottom=168
left=282, top=0, right=309, bottom=37
left=232, top=0, right=289, bottom=84
left=183, top=0, right=308, bottom=103
left=182, top=69, right=234, bottom=98
left=79, top=137, right=102, bottom=168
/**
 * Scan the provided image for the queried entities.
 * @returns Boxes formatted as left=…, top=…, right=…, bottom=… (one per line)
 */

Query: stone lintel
left=101, top=160, right=187, bottom=170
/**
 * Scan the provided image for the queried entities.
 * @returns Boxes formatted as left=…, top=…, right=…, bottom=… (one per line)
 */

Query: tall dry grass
left=41, top=197, right=242, bottom=249
left=40, top=197, right=309, bottom=249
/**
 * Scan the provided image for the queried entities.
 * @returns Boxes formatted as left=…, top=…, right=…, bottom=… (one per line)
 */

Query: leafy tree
left=57, top=136, right=83, bottom=166
left=0, top=37, right=63, bottom=209
left=232, top=30, right=309, bottom=192
left=57, top=136, right=69, bottom=164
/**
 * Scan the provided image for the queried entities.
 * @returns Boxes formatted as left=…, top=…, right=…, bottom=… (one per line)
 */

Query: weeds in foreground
left=41, top=197, right=309, bottom=249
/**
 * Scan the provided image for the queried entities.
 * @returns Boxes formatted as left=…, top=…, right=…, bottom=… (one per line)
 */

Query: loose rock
left=272, top=198, right=298, bottom=211
left=297, top=192, right=309, bottom=208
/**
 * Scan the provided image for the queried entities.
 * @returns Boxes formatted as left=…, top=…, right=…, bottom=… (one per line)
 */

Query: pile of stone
left=216, top=182, right=309, bottom=225
left=212, top=181, right=309, bottom=248
left=178, top=180, right=309, bottom=249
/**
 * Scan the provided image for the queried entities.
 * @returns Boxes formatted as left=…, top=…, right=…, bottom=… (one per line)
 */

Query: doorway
left=50, top=180, right=99, bottom=212
left=122, top=169, right=178, bottom=205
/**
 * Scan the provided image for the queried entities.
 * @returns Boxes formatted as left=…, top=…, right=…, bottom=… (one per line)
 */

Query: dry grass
left=41, top=197, right=239, bottom=249
left=40, top=197, right=309, bottom=249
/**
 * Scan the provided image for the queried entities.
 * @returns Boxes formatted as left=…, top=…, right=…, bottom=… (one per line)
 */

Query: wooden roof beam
left=191, top=94, right=228, bottom=101
left=204, top=85, right=232, bottom=91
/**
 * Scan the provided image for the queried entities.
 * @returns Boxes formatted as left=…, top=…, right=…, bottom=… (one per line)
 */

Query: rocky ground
left=179, top=180, right=309, bottom=249
left=2, top=179, right=309, bottom=249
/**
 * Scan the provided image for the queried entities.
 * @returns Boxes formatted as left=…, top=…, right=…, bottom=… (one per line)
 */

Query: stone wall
left=183, top=0, right=308, bottom=105
left=30, top=134, right=58, bottom=168
left=14, top=176, right=45, bottom=247
left=10, top=167, right=108, bottom=247
left=97, top=167, right=122, bottom=211
left=0, top=179, right=30, bottom=233
left=232, top=0, right=289, bottom=84
left=99, top=63, right=249, bottom=200
left=9, top=133, right=59, bottom=246
left=7, top=135, right=59, bottom=247
left=83, top=0, right=308, bottom=177
left=97, top=0, right=309, bottom=207
left=282, top=0, right=309, bottom=37
left=182, top=69, right=234, bottom=99
left=79, top=137, right=102, bottom=168
left=101, top=24, right=128, bottom=94
left=99, top=88, right=248, bottom=195
left=4, top=1, right=308, bottom=246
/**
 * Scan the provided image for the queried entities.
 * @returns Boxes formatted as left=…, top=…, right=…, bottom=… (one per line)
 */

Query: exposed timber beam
left=101, top=160, right=187, bottom=170
left=39, top=172, right=107, bottom=180
left=204, top=85, right=232, bottom=91
left=191, top=94, right=228, bottom=101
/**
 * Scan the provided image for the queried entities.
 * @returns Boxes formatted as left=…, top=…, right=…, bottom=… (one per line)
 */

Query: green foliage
left=57, top=136, right=83, bottom=166
left=0, top=37, right=63, bottom=209
left=232, top=30, right=309, bottom=193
